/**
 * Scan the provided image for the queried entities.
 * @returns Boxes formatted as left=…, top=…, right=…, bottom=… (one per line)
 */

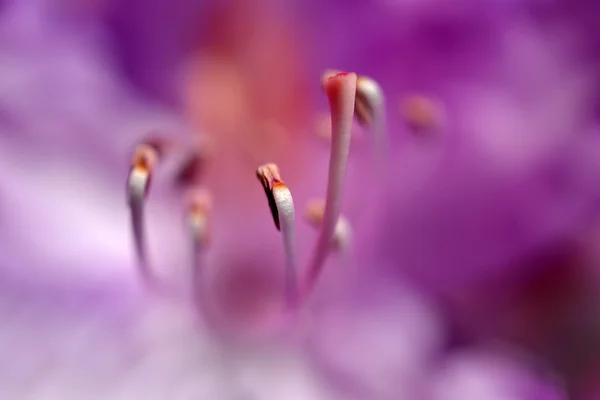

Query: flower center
left=126, top=71, right=388, bottom=335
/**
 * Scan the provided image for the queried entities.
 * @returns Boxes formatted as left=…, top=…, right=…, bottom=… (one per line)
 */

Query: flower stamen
left=256, top=163, right=299, bottom=305
left=400, top=94, right=443, bottom=134
left=305, top=199, right=352, bottom=252
left=303, top=71, right=357, bottom=296
left=127, top=142, right=161, bottom=289
left=322, top=70, right=387, bottom=157
left=185, top=187, right=212, bottom=295
left=355, top=77, right=382, bottom=125
left=356, top=75, right=387, bottom=155
left=256, top=163, right=283, bottom=230
left=185, top=187, right=213, bottom=247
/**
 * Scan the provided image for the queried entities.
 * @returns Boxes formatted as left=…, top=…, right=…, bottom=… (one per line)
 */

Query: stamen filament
left=185, top=187, right=212, bottom=296
left=273, top=181, right=299, bottom=307
left=127, top=143, right=160, bottom=289
left=305, top=199, right=352, bottom=252
left=186, top=187, right=212, bottom=247
left=256, top=164, right=299, bottom=306
left=303, top=72, right=357, bottom=295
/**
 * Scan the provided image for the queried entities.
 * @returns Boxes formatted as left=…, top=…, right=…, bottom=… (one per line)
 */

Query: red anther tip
left=324, top=72, right=348, bottom=84
left=132, top=143, right=161, bottom=172
left=326, top=72, right=352, bottom=84
left=256, top=164, right=284, bottom=231
left=323, top=72, right=357, bottom=92
left=133, top=159, right=149, bottom=173
left=272, top=179, right=287, bottom=190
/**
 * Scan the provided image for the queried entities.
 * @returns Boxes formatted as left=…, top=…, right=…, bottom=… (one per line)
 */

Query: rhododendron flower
left=0, top=0, right=596, bottom=399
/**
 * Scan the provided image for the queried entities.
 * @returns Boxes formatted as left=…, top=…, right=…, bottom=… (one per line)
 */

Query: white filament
left=304, top=72, right=357, bottom=295
left=272, top=183, right=299, bottom=306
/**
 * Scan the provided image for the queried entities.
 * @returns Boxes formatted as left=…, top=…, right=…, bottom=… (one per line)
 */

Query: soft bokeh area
left=1, top=0, right=600, bottom=399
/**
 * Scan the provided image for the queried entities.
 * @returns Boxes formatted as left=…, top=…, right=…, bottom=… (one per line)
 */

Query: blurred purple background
left=0, top=0, right=600, bottom=398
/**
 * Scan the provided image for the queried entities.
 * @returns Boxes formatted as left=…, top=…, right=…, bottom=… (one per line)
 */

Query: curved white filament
left=303, top=72, right=357, bottom=296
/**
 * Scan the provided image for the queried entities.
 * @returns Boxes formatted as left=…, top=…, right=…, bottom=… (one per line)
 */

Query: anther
left=321, top=69, right=342, bottom=87
left=321, top=70, right=387, bottom=157
left=184, top=186, right=212, bottom=297
left=400, top=95, right=443, bottom=134
left=256, top=163, right=283, bottom=230
left=129, top=144, right=158, bottom=195
left=305, top=199, right=352, bottom=251
left=355, top=75, right=387, bottom=157
left=355, top=76, right=383, bottom=126
left=185, top=187, right=213, bottom=247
